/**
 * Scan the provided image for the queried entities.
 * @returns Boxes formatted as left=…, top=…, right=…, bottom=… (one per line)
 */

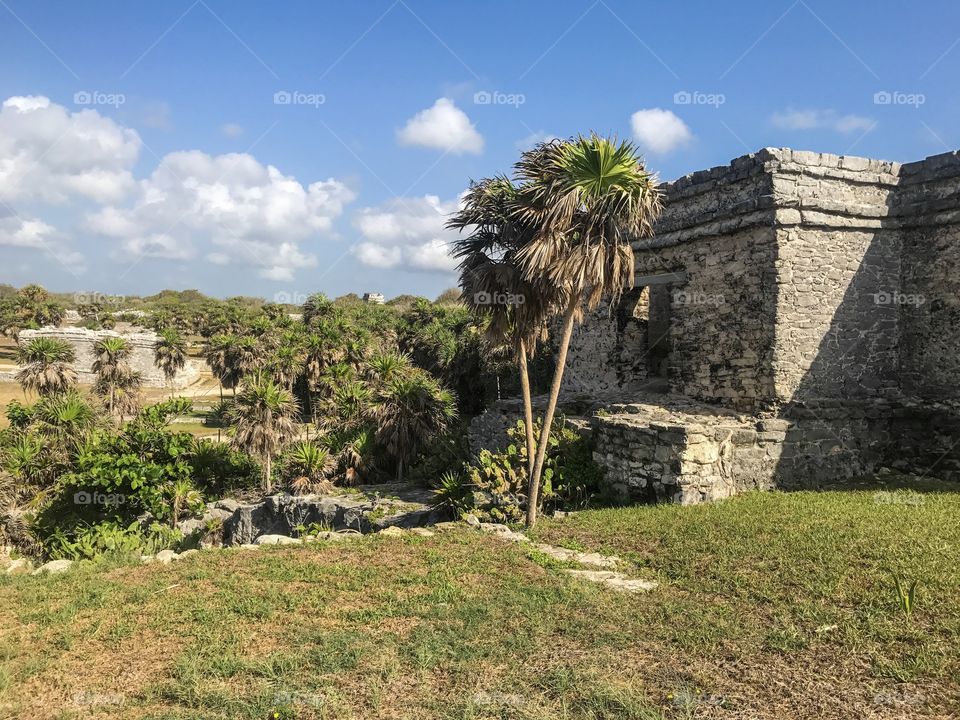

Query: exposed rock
left=221, top=492, right=445, bottom=546
left=5, top=559, right=33, bottom=575
left=377, top=526, right=405, bottom=537
left=409, top=527, right=435, bottom=537
left=533, top=543, right=619, bottom=569
left=478, top=522, right=529, bottom=544
left=565, top=569, right=658, bottom=593
left=464, top=513, right=481, bottom=527
left=254, top=534, right=300, bottom=545
left=32, top=559, right=73, bottom=575
left=155, top=549, right=179, bottom=564
left=178, top=549, right=199, bottom=558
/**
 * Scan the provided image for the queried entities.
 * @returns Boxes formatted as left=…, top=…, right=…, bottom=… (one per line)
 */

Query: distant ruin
left=17, top=327, right=200, bottom=389
left=470, top=148, right=960, bottom=503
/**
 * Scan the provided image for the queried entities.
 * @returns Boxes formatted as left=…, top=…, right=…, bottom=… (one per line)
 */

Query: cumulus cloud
left=0, top=215, right=85, bottom=269
left=515, top=130, right=559, bottom=151
left=630, top=108, right=693, bottom=154
left=771, top=108, right=875, bottom=134
left=0, top=95, right=140, bottom=204
left=88, top=150, right=355, bottom=280
left=397, top=98, right=483, bottom=154
left=352, top=195, right=459, bottom=272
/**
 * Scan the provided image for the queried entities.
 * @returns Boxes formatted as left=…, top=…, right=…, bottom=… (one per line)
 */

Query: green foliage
left=444, top=418, right=606, bottom=522
left=890, top=571, right=920, bottom=617
left=189, top=439, right=261, bottom=496
left=44, top=520, right=182, bottom=561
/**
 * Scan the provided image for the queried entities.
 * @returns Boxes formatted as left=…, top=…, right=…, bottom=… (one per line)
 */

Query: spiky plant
left=227, top=374, right=300, bottom=493
left=284, top=440, right=335, bottom=495
left=153, top=328, right=187, bottom=393
left=15, top=337, right=77, bottom=397
left=92, top=336, right=140, bottom=418
left=369, top=369, right=457, bottom=481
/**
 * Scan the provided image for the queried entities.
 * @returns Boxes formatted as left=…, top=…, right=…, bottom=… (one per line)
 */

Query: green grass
left=1, top=487, right=958, bottom=719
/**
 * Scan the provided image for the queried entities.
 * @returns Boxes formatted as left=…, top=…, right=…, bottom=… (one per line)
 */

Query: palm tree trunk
left=265, top=455, right=272, bottom=494
left=517, top=338, right=536, bottom=479
left=526, top=296, right=579, bottom=528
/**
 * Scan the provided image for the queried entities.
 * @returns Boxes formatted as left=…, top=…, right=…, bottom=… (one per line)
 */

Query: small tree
left=153, top=328, right=186, bottom=395
left=370, top=369, right=457, bottom=481
left=92, top=337, right=142, bottom=419
left=15, top=337, right=77, bottom=397
left=227, top=374, right=299, bottom=493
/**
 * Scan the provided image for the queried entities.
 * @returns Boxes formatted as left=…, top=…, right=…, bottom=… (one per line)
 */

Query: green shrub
left=45, top=520, right=182, bottom=560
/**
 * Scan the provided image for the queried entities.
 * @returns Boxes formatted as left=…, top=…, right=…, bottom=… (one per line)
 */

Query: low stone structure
left=469, top=147, right=960, bottom=503
left=17, top=327, right=200, bottom=389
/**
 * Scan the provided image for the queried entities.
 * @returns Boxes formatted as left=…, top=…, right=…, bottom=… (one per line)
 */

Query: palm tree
left=513, top=135, right=662, bottom=526
left=165, top=477, right=202, bottom=529
left=227, top=374, right=299, bottom=493
left=153, top=328, right=187, bottom=394
left=449, top=176, right=558, bottom=482
left=370, top=369, right=457, bottom=481
left=92, top=337, right=141, bottom=419
left=204, top=334, right=234, bottom=401
left=365, top=350, right=411, bottom=386
left=302, top=293, right=334, bottom=326
left=283, top=440, right=335, bottom=495
left=268, top=344, right=302, bottom=390
left=227, top=336, right=259, bottom=391
left=15, top=337, right=77, bottom=397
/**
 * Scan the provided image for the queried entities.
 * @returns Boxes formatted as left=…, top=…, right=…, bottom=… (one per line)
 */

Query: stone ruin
left=469, top=147, right=960, bottom=504
left=17, top=327, right=200, bottom=389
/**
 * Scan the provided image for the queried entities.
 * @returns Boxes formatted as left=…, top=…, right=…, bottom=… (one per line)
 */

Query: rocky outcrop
left=220, top=492, right=446, bottom=546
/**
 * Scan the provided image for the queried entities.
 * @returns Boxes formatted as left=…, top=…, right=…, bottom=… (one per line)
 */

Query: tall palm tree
left=204, top=334, right=234, bottom=401
left=15, top=337, right=77, bottom=397
left=370, top=369, right=457, bottom=481
left=449, top=176, right=558, bottom=481
left=268, top=344, right=302, bottom=391
left=92, top=336, right=142, bottom=419
left=227, top=374, right=299, bottom=493
left=227, top=336, right=259, bottom=392
left=513, top=134, right=662, bottom=526
left=153, top=328, right=187, bottom=395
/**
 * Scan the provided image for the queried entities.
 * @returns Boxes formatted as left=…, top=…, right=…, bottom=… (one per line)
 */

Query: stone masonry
left=469, top=147, right=960, bottom=503
left=18, top=327, right=200, bottom=389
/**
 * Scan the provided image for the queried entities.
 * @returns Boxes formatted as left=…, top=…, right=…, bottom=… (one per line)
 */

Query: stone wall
left=18, top=327, right=200, bottom=388
left=468, top=146, right=960, bottom=502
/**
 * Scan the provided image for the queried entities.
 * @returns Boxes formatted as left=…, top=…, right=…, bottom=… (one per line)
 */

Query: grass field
left=1, top=484, right=957, bottom=719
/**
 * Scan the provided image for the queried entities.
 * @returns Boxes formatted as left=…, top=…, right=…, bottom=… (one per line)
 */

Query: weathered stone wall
left=470, top=147, right=960, bottom=500
left=18, top=327, right=200, bottom=388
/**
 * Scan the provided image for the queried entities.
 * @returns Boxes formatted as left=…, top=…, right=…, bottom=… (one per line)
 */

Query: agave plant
left=15, top=337, right=77, bottom=397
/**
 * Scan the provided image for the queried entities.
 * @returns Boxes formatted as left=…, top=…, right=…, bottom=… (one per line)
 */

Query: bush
left=44, top=520, right=182, bottom=560
left=435, top=418, right=607, bottom=522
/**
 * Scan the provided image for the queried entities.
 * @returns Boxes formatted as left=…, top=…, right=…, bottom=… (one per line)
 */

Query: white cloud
left=88, top=150, right=355, bottom=279
left=352, top=194, right=459, bottom=272
left=397, top=98, right=483, bottom=154
left=0, top=215, right=85, bottom=269
left=0, top=95, right=140, bottom=204
left=771, top=108, right=875, bottom=134
left=221, top=123, right=243, bottom=138
left=630, top=108, right=693, bottom=154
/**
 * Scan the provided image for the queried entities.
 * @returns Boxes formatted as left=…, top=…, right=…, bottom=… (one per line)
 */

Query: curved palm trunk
left=526, top=296, right=579, bottom=528
left=264, top=455, right=272, bottom=494
left=517, top=338, right=535, bottom=479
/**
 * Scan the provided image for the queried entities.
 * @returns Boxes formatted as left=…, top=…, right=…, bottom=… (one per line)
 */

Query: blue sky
left=0, top=0, right=957, bottom=301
